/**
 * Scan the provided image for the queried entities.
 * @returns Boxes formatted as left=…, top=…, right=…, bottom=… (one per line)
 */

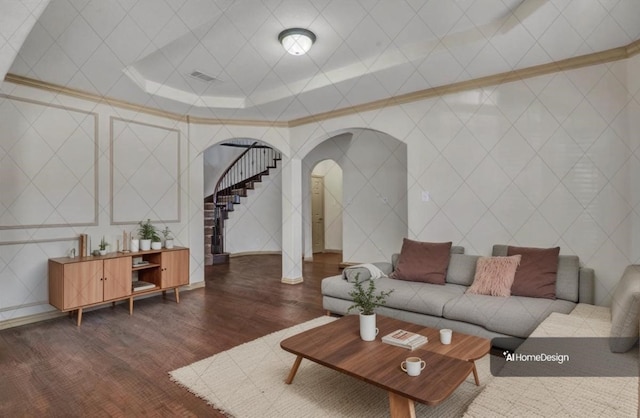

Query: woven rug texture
left=170, top=316, right=492, bottom=418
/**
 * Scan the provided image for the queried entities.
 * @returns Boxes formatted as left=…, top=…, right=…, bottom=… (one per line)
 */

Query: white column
left=281, top=156, right=304, bottom=284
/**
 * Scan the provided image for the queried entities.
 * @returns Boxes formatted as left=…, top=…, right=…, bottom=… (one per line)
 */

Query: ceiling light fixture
left=278, top=28, right=316, bottom=56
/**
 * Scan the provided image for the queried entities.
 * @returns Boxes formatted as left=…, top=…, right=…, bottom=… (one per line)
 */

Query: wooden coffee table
left=280, top=315, right=490, bottom=418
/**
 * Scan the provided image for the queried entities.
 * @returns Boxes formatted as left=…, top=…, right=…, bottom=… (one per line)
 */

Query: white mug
left=401, top=357, right=426, bottom=376
left=440, top=329, right=452, bottom=345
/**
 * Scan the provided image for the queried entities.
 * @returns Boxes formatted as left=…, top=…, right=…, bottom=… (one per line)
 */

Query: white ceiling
left=7, top=0, right=640, bottom=121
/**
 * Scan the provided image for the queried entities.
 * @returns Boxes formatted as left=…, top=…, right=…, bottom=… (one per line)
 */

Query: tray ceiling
left=7, top=0, right=640, bottom=121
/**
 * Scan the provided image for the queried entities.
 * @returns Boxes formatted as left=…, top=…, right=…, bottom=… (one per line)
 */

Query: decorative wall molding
left=4, top=38, right=639, bottom=129
left=110, top=117, right=181, bottom=225
left=0, top=94, right=98, bottom=229
left=0, top=236, right=78, bottom=246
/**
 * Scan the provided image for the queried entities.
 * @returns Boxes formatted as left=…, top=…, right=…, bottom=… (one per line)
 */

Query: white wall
left=0, top=49, right=638, bottom=325
left=292, top=57, right=639, bottom=306
left=312, top=160, right=343, bottom=252
left=0, top=80, right=194, bottom=323
left=302, top=131, right=408, bottom=262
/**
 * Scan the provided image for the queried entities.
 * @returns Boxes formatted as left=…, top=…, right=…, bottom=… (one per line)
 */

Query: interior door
left=311, top=175, right=325, bottom=253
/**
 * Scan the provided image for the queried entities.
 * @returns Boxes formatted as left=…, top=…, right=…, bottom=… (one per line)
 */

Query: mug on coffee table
left=401, top=356, right=426, bottom=376
left=440, top=328, right=452, bottom=345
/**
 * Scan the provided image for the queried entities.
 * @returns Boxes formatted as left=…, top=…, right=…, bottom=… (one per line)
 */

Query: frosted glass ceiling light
left=278, top=28, right=316, bottom=56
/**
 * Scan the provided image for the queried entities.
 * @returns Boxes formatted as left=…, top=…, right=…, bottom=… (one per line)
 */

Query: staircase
left=204, top=142, right=282, bottom=265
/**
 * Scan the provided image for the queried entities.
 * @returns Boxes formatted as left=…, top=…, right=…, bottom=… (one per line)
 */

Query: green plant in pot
left=161, top=226, right=174, bottom=249
left=347, top=275, right=394, bottom=341
left=138, top=219, right=159, bottom=251
left=98, top=236, right=109, bottom=256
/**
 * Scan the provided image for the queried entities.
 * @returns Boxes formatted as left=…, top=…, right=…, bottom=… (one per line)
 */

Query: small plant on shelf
left=138, top=219, right=160, bottom=241
left=98, top=236, right=109, bottom=255
left=138, top=219, right=160, bottom=250
left=161, top=226, right=172, bottom=240
left=162, top=226, right=175, bottom=249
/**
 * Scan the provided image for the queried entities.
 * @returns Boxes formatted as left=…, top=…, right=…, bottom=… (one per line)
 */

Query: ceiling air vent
left=188, top=70, right=220, bottom=83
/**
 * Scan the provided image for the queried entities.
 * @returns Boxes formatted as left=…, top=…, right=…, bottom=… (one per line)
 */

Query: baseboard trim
left=0, top=310, right=66, bottom=330
left=281, top=276, right=304, bottom=285
left=229, top=251, right=282, bottom=258
left=0, top=283, right=206, bottom=330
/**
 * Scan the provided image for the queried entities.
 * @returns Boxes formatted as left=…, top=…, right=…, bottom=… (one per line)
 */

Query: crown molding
left=627, top=39, right=640, bottom=57
left=288, top=41, right=637, bottom=127
left=4, top=38, right=639, bottom=129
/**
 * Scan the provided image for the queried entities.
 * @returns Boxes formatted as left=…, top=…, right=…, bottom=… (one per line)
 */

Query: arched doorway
left=302, top=129, right=408, bottom=264
left=202, top=138, right=283, bottom=265
left=310, top=159, right=343, bottom=256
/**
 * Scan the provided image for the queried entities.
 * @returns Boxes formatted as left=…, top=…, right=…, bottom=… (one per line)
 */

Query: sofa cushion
left=342, top=262, right=393, bottom=282
left=610, top=265, right=640, bottom=353
left=505, top=245, right=560, bottom=299
left=446, top=254, right=479, bottom=286
left=493, top=245, right=580, bottom=302
left=467, top=255, right=521, bottom=297
left=392, top=245, right=464, bottom=270
left=383, top=280, right=467, bottom=317
left=322, top=275, right=466, bottom=317
left=391, top=239, right=452, bottom=284
left=443, top=293, right=575, bottom=338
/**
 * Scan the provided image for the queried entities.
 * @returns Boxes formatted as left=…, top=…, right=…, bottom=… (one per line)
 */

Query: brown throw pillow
left=467, top=255, right=521, bottom=297
left=391, top=239, right=452, bottom=284
left=507, top=245, right=560, bottom=299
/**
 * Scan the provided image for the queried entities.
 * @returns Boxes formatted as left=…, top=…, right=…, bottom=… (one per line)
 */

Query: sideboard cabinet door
left=103, top=257, right=132, bottom=301
left=161, top=249, right=189, bottom=288
left=63, top=260, right=103, bottom=309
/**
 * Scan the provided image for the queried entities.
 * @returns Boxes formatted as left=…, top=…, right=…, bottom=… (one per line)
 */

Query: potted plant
left=162, top=226, right=174, bottom=249
left=98, top=236, right=109, bottom=256
left=138, top=219, right=159, bottom=251
left=347, top=276, right=394, bottom=341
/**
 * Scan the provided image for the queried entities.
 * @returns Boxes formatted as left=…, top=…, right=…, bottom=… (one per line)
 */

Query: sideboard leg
left=174, top=288, right=180, bottom=303
left=129, top=297, right=133, bottom=315
left=77, top=308, right=83, bottom=327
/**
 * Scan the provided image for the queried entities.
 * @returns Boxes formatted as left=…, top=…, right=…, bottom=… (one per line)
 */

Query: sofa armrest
left=578, top=267, right=595, bottom=304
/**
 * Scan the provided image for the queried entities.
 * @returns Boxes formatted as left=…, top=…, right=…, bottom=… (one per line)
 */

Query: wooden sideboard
left=49, top=247, right=189, bottom=326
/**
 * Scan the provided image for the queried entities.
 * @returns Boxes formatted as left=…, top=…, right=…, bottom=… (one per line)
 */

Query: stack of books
left=132, top=280, right=155, bottom=292
left=382, top=329, right=428, bottom=350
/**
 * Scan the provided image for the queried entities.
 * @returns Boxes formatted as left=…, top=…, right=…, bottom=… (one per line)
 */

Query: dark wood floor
left=0, top=253, right=341, bottom=417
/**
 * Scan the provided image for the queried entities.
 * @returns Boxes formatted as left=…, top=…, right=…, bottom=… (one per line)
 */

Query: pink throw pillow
left=467, top=255, right=522, bottom=297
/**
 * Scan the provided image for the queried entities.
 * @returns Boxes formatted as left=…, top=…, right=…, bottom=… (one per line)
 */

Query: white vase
left=98, top=250, right=107, bottom=256
left=140, top=239, right=151, bottom=251
left=151, top=241, right=162, bottom=250
left=164, top=239, right=174, bottom=249
left=130, top=239, right=139, bottom=253
left=359, top=313, right=379, bottom=341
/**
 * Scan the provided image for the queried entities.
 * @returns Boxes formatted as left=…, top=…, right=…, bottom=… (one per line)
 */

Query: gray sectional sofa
left=321, top=245, right=595, bottom=349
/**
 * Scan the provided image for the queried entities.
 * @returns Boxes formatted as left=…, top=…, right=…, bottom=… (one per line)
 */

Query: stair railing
left=211, top=142, right=282, bottom=255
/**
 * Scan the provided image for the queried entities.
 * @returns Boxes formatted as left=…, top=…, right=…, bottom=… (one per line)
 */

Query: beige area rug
left=170, top=317, right=493, bottom=417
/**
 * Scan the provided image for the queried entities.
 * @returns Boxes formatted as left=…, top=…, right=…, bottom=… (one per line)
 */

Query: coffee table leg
left=285, top=355, right=303, bottom=384
left=471, top=361, right=480, bottom=385
left=388, top=392, right=416, bottom=418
